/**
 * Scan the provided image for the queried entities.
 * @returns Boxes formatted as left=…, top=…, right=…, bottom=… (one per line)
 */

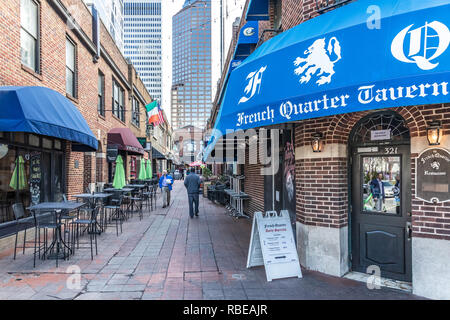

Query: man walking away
left=159, top=170, right=173, bottom=208
left=184, top=168, right=200, bottom=218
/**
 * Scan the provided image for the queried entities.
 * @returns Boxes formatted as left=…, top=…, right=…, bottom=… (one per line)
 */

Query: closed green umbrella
left=10, top=156, right=27, bottom=190
left=112, top=155, right=126, bottom=189
left=138, top=158, right=146, bottom=180
left=146, top=159, right=152, bottom=180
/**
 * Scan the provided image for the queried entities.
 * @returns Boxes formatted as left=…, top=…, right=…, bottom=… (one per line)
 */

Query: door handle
left=406, top=221, right=412, bottom=240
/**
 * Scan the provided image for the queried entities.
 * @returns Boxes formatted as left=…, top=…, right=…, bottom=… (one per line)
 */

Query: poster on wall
left=30, top=151, right=41, bottom=205
left=247, top=210, right=302, bottom=282
left=416, top=148, right=450, bottom=203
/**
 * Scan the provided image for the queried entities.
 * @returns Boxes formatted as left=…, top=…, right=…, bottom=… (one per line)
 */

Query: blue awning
left=234, top=21, right=259, bottom=60
left=0, top=86, right=98, bottom=151
left=204, top=0, right=450, bottom=161
left=246, top=0, right=269, bottom=21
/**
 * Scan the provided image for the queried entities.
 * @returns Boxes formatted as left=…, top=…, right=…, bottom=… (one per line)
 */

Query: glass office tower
left=171, top=0, right=212, bottom=130
left=123, top=0, right=162, bottom=101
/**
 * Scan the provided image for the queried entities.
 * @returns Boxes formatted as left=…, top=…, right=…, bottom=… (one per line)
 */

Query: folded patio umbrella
left=146, top=159, right=152, bottom=179
left=138, top=158, right=146, bottom=180
left=9, top=155, right=27, bottom=190
left=113, top=155, right=126, bottom=189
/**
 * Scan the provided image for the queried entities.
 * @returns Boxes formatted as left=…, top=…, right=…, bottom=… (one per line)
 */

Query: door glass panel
left=362, top=156, right=401, bottom=215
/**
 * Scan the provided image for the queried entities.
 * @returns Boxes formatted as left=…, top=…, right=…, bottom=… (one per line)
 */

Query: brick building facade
left=207, top=0, right=450, bottom=299
left=0, top=0, right=158, bottom=249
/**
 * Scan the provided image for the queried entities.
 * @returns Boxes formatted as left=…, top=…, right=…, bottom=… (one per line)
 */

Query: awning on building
left=205, top=0, right=450, bottom=160
left=107, top=128, right=144, bottom=155
left=152, top=147, right=166, bottom=160
left=234, top=21, right=259, bottom=60
left=245, top=0, right=269, bottom=21
left=0, top=86, right=98, bottom=151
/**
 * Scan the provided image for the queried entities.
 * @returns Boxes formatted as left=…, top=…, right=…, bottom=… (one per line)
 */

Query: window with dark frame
left=132, top=97, right=140, bottom=127
left=98, top=71, right=105, bottom=116
left=112, top=79, right=125, bottom=121
left=66, top=37, right=76, bottom=97
left=20, top=0, right=39, bottom=72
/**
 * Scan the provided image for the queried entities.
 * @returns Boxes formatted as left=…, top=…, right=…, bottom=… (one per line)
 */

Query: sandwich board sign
left=246, top=210, right=302, bottom=281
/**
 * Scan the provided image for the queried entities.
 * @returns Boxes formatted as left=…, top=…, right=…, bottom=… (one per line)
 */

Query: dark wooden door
left=351, top=144, right=412, bottom=281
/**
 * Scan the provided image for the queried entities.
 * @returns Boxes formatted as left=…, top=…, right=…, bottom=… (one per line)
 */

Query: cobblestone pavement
left=0, top=181, right=423, bottom=300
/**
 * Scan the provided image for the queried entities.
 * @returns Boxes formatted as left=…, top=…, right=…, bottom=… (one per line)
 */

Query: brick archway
left=325, top=106, right=425, bottom=144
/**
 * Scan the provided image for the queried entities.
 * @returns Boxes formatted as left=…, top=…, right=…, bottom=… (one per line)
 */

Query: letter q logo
left=391, top=21, right=450, bottom=70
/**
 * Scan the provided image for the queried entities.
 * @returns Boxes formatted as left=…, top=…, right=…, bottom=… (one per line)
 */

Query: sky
left=160, top=0, right=247, bottom=125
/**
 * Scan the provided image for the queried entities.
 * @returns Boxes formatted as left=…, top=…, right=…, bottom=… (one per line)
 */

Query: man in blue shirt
left=159, top=170, right=173, bottom=208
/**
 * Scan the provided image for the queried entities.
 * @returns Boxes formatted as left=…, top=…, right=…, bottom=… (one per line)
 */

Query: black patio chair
left=104, top=194, right=124, bottom=236
left=12, top=203, right=35, bottom=260
left=71, top=205, right=99, bottom=260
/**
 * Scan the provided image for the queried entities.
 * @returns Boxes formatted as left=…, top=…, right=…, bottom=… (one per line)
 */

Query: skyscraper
left=123, top=0, right=162, bottom=101
left=171, top=0, right=212, bottom=130
left=84, top=0, right=124, bottom=52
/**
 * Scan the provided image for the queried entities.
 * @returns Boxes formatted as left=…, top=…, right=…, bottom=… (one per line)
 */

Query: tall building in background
left=171, top=0, right=212, bottom=130
left=84, top=0, right=124, bottom=52
left=123, top=0, right=162, bottom=101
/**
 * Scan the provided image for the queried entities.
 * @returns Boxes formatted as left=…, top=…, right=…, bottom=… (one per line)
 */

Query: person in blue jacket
left=370, top=172, right=385, bottom=211
left=159, top=170, right=173, bottom=208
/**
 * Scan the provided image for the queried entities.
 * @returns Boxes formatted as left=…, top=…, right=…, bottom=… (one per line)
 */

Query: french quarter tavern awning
left=204, top=0, right=450, bottom=161
left=0, top=86, right=98, bottom=151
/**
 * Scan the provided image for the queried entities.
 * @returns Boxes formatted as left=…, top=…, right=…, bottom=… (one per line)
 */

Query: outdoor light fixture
left=311, top=133, right=324, bottom=152
left=427, top=121, right=442, bottom=146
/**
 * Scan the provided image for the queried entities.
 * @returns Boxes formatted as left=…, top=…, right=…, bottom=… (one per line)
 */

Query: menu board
left=247, top=210, right=302, bottom=281
left=30, top=152, right=41, bottom=205
left=416, top=148, right=450, bottom=203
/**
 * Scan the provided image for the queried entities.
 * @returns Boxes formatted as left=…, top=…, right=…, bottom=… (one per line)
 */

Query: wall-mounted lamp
left=427, top=121, right=442, bottom=146
left=311, top=133, right=324, bottom=152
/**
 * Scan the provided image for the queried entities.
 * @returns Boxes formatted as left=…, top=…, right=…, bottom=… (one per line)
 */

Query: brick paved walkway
left=0, top=181, right=423, bottom=300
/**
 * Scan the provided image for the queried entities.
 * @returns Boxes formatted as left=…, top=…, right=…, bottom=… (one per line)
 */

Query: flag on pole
left=145, top=101, right=159, bottom=125
left=156, top=103, right=165, bottom=126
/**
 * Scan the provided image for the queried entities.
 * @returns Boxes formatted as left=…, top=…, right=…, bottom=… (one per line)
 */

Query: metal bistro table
left=73, top=193, right=112, bottom=233
left=27, top=201, right=86, bottom=261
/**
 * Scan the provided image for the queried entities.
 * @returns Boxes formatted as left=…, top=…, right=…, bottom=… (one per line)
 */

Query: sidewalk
left=0, top=181, right=423, bottom=300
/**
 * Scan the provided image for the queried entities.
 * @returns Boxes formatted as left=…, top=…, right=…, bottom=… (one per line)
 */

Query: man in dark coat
left=184, top=167, right=201, bottom=218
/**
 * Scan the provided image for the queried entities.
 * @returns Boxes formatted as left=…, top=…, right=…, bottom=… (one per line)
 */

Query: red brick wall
left=295, top=157, right=348, bottom=228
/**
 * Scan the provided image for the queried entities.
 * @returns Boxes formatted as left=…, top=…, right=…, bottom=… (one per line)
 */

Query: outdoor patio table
left=73, top=193, right=112, bottom=233
left=27, top=201, right=86, bottom=260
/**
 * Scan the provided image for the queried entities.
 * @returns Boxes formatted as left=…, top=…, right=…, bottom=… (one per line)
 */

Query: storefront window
left=29, top=134, right=39, bottom=147
left=0, top=134, right=65, bottom=224
left=0, top=146, right=17, bottom=223
left=362, top=156, right=401, bottom=215
left=14, top=132, right=25, bottom=144
left=54, top=139, right=61, bottom=150
left=42, top=138, right=52, bottom=149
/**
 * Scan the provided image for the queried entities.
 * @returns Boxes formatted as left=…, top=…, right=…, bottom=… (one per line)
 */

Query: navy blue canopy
left=0, top=86, right=98, bottom=151
left=204, top=0, right=450, bottom=161
left=246, top=0, right=269, bottom=21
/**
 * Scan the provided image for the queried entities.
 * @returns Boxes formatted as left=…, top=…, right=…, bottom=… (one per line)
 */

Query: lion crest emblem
left=293, top=37, right=342, bottom=85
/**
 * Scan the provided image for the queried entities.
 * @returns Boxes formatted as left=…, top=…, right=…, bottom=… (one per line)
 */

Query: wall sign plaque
left=107, top=145, right=119, bottom=162
left=416, top=148, right=450, bottom=203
